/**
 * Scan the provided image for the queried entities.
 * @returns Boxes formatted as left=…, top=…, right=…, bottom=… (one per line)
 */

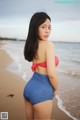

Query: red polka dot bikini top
left=31, top=56, right=59, bottom=72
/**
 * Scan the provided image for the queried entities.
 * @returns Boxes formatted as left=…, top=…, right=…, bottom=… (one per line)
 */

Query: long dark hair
left=24, top=12, right=51, bottom=62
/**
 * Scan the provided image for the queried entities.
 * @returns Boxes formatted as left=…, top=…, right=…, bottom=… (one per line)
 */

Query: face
left=38, top=19, right=51, bottom=41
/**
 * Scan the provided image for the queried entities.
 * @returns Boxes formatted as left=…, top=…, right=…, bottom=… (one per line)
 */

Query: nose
left=45, top=28, right=50, bottom=33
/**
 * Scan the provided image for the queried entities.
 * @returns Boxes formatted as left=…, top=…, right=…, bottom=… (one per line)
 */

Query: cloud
left=0, top=0, right=80, bottom=22
left=0, top=0, right=80, bottom=41
left=50, top=20, right=80, bottom=41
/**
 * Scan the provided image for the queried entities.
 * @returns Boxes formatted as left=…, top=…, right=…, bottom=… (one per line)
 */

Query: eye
left=42, top=26, right=45, bottom=28
left=48, top=26, right=51, bottom=30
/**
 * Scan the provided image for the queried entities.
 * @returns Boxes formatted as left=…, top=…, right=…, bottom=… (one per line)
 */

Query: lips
left=44, top=35, right=49, bottom=38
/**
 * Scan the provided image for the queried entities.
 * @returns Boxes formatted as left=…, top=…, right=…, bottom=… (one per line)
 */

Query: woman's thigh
left=33, top=100, right=53, bottom=120
left=24, top=99, right=34, bottom=120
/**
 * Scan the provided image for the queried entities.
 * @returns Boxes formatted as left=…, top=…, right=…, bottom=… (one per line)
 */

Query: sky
left=0, top=0, right=80, bottom=42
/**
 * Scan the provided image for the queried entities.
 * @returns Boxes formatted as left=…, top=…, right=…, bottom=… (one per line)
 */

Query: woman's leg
left=33, top=100, right=53, bottom=120
left=24, top=99, right=34, bottom=120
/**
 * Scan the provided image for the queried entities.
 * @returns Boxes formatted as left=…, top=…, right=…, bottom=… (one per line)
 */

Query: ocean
left=1, top=40, right=80, bottom=120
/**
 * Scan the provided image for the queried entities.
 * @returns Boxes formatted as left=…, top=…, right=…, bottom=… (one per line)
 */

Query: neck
left=38, top=39, right=48, bottom=43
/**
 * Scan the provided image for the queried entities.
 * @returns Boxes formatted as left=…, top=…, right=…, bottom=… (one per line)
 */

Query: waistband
left=32, top=72, right=50, bottom=84
left=33, top=72, right=48, bottom=77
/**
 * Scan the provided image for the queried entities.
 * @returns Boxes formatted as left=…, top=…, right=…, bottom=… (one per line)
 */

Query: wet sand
left=0, top=49, right=26, bottom=120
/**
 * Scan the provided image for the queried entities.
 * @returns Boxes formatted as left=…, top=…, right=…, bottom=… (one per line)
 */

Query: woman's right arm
left=46, top=42, right=58, bottom=91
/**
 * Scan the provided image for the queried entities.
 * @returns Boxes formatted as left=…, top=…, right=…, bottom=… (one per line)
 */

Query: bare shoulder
left=38, top=41, right=55, bottom=51
left=45, top=41, right=55, bottom=50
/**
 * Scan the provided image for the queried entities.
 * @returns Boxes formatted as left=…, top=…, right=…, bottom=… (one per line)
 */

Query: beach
left=0, top=41, right=74, bottom=120
left=0, top=48, right=26, bottom=120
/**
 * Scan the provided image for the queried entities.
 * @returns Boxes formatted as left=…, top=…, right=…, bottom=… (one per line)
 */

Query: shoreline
left=0, top=43, right=73, bottom=120
left=52, top=97, right=73, bottom=120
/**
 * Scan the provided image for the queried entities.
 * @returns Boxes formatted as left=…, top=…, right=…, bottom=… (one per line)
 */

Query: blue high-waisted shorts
left=23, top=72, right=54, bottom=105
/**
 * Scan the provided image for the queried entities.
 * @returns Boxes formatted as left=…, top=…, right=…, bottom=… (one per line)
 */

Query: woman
left=23, top=12, right=59, bottom=120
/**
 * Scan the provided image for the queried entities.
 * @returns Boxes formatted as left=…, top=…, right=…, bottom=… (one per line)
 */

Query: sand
left=0, top=49, right=26, bottom=120
left=0, top=42, right=73, bottom=120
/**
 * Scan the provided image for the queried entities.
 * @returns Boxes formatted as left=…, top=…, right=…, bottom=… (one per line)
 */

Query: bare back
left=32, top=41, right=49, bottom=75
